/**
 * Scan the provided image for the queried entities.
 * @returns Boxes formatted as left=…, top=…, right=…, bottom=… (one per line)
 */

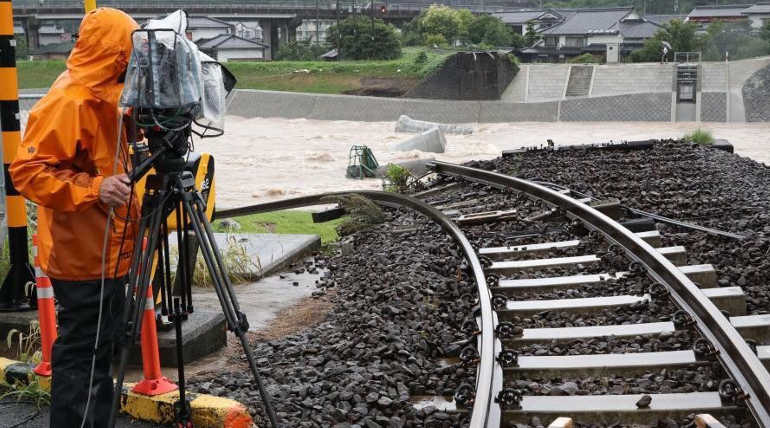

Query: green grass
left=683, top=128, right=715, bottom=145
left=16, top=48, right=453, bottom=94
left=213, top=210, right=344, bottom=245
left=17, top=60, right=65, bottom=89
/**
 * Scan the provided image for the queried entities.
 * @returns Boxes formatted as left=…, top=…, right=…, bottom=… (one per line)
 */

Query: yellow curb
left=122, top=382, right=254, bottom=427
left=0, top=357, right=253, bottom=427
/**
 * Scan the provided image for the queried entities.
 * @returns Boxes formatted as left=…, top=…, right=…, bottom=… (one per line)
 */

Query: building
left=741, top=4, right=770, bottom=29
left=184, top=16, right=233, bottom=42
left=493, top=9, right=564, bottom=35
left=30, top=41, right=74, bottom=60
left=296, top=19, right=335, bottom=43
left=522, top=8, right=662, bottom=63
left=38, top=24, right=70, bottom=46
left=686, top=4, right=752, bottom=25
left=231, top=22, right=263, bottom=41
left=198, top=34, right=267, bottom=62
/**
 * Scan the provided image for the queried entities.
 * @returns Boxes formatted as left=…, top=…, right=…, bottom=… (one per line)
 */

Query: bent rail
left=428, top=160, right=770, bottom=426
left=215, top=190, right=500, bottom=428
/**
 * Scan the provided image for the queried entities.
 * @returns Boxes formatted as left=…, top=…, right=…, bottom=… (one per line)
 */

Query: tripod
left=108, top=152, right=279, bottom=427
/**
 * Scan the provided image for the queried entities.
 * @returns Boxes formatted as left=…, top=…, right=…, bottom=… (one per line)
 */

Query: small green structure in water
left=346, top=145, right=379, bottom=179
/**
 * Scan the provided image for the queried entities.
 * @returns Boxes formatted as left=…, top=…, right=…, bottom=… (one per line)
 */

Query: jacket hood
left=66, top=8, right=138, bottom=104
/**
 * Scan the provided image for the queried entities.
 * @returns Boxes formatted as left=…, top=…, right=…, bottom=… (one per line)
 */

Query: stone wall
left=700, top=92, right=727, bottom=122
left=405, top=52, right=517, bottom=100
left=742, top=62, right=770, bottom=122
left=560, top=93, right=671, bottom=122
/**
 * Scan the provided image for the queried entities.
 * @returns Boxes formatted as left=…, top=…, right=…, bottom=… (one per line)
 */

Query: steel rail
left=429, top=160, right=770, bottom=426
left=214, top=190, right=499, bottom=428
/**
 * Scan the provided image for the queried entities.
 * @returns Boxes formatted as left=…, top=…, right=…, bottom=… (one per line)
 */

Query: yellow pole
left=84, top=0, right=96, bottom=13
left=0, top=0, right=35, bottom=311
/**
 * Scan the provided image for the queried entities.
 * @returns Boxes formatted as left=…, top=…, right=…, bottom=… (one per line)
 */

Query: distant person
left=661, top=42, right=672, bottom=64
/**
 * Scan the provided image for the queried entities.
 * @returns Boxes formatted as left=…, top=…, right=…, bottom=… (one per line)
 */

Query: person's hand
left=99, top=174, right=131, bottom=208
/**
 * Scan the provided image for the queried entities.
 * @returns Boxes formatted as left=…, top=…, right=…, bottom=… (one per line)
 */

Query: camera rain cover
left=121, top=10, right=231, bottom=134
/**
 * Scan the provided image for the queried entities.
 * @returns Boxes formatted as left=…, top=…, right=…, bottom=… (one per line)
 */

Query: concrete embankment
left=17, top=57, right=770, bottom=123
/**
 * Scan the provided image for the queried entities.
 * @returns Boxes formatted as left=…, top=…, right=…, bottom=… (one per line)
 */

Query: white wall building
left=185, top=16, right=233, bottom=42
left=198, top=34, right=267, bottom=62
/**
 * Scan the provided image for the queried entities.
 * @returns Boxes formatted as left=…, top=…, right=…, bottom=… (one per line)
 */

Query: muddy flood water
left=198, top=117, right=770, bottom=208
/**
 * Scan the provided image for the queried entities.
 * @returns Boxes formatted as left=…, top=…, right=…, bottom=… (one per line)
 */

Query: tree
left=467, top=14, right=514, bottom=47
left=276, top=40, right=329, bottom=61
left=327, top=16, right=401, bottom=60
left=419, top=5, right=462, bottom=45
left=629, top=19, right=701, bottom=62
left=524, top=21, right=540, bottom=47
left=455, top=8, right=475, bottom=44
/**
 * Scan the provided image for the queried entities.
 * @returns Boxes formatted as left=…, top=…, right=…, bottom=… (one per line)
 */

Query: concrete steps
left=565, top=66, right=593, bottom=97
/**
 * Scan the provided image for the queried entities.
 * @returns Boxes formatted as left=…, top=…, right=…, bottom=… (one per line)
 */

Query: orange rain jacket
left=10, top=8, right=139, bottom=281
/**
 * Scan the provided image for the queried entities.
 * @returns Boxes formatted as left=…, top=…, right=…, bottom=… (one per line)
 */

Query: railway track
left=215, top=160, right=770, bottom=427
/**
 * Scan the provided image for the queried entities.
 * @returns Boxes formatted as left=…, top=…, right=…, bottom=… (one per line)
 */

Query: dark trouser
left=50, top=278, right=126, bottom=428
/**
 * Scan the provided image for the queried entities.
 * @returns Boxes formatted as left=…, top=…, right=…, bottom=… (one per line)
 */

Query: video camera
left=120, top=10, right=236, bottom=178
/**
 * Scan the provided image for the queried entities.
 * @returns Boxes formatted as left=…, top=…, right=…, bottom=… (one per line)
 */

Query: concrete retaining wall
left=560, top=93, right=671, bottom=122
left=701, top=92, right=727, bottom=122
left=230, top=90, right=559, bottom=123
left=591, top=63, right=673, bottom=96
left=526, top=64, right=569, bottom=101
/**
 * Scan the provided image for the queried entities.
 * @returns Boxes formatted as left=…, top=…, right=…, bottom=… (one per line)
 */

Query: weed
left=321, top=194, right=385, bottom=237
left=5, top=321, right=41, bottom=365
left=171, top=235, right=262, bottom=288
left=0, top=379, right=51, bottom=408
left=1, top=321, right=49, bottom=409
left=383, top=164, right=412, bottom=193
left=682, top=129, right=714, bottom=145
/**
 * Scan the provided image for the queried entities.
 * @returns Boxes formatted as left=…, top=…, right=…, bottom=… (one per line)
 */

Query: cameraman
left=10, top=8, right=139, bottom=428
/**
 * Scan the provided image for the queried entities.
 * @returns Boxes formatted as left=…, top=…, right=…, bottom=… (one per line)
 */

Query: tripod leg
left=181, top=196, right=280, bottom=428
left=109, top=202, right=166, bottom=427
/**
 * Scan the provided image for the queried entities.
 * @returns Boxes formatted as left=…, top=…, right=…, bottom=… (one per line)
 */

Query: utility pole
left=316, top=0, right=320, bottom=43
left=336, top=0, right=341, bottom=59
left=370, top=0, right=374, bottom=41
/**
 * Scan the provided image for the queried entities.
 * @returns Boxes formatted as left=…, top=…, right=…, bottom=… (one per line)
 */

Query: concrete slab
left=730, top=314, right=770, bottom=344
left=500, top=294, right=650, bottom=318
left=169, top=232, right=321, bottom=279
left=701, top=287, right=747, bottom=316
left=138, top=311, right=226, bottom=368
left=479, top=231, right=662, bottom=259
left=509, top=350, right=698, bottom=377
left=192, top=267, right=323, bottom=332
left=504, top=392, right=725, bottom=425
left=510, top=321, right=675, bottom=344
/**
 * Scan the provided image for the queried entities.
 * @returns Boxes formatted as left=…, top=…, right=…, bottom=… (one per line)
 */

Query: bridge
left=12, top=0, right=531, bottom=58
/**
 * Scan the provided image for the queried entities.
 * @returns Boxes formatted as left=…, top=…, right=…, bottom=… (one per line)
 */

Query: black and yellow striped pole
left=0, top=0, right=35, bottom=311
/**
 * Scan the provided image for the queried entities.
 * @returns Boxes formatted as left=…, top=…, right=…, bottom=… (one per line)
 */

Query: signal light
left=380, top=5, right=387, bottom=13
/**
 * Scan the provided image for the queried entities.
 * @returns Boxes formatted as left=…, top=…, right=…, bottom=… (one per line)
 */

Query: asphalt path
left=0, top=400, right=164, bottom=428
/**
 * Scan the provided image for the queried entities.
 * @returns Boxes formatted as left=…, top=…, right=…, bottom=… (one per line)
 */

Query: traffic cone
left=32, top=235, right=56, bottom=377
left=132, top=278, right=177, bottom=395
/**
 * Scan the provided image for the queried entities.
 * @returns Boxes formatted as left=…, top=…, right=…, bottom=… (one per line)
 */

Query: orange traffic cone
left=132, top=242, right=177, bottom=396
left=32, top=235, right=56, bottom=377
